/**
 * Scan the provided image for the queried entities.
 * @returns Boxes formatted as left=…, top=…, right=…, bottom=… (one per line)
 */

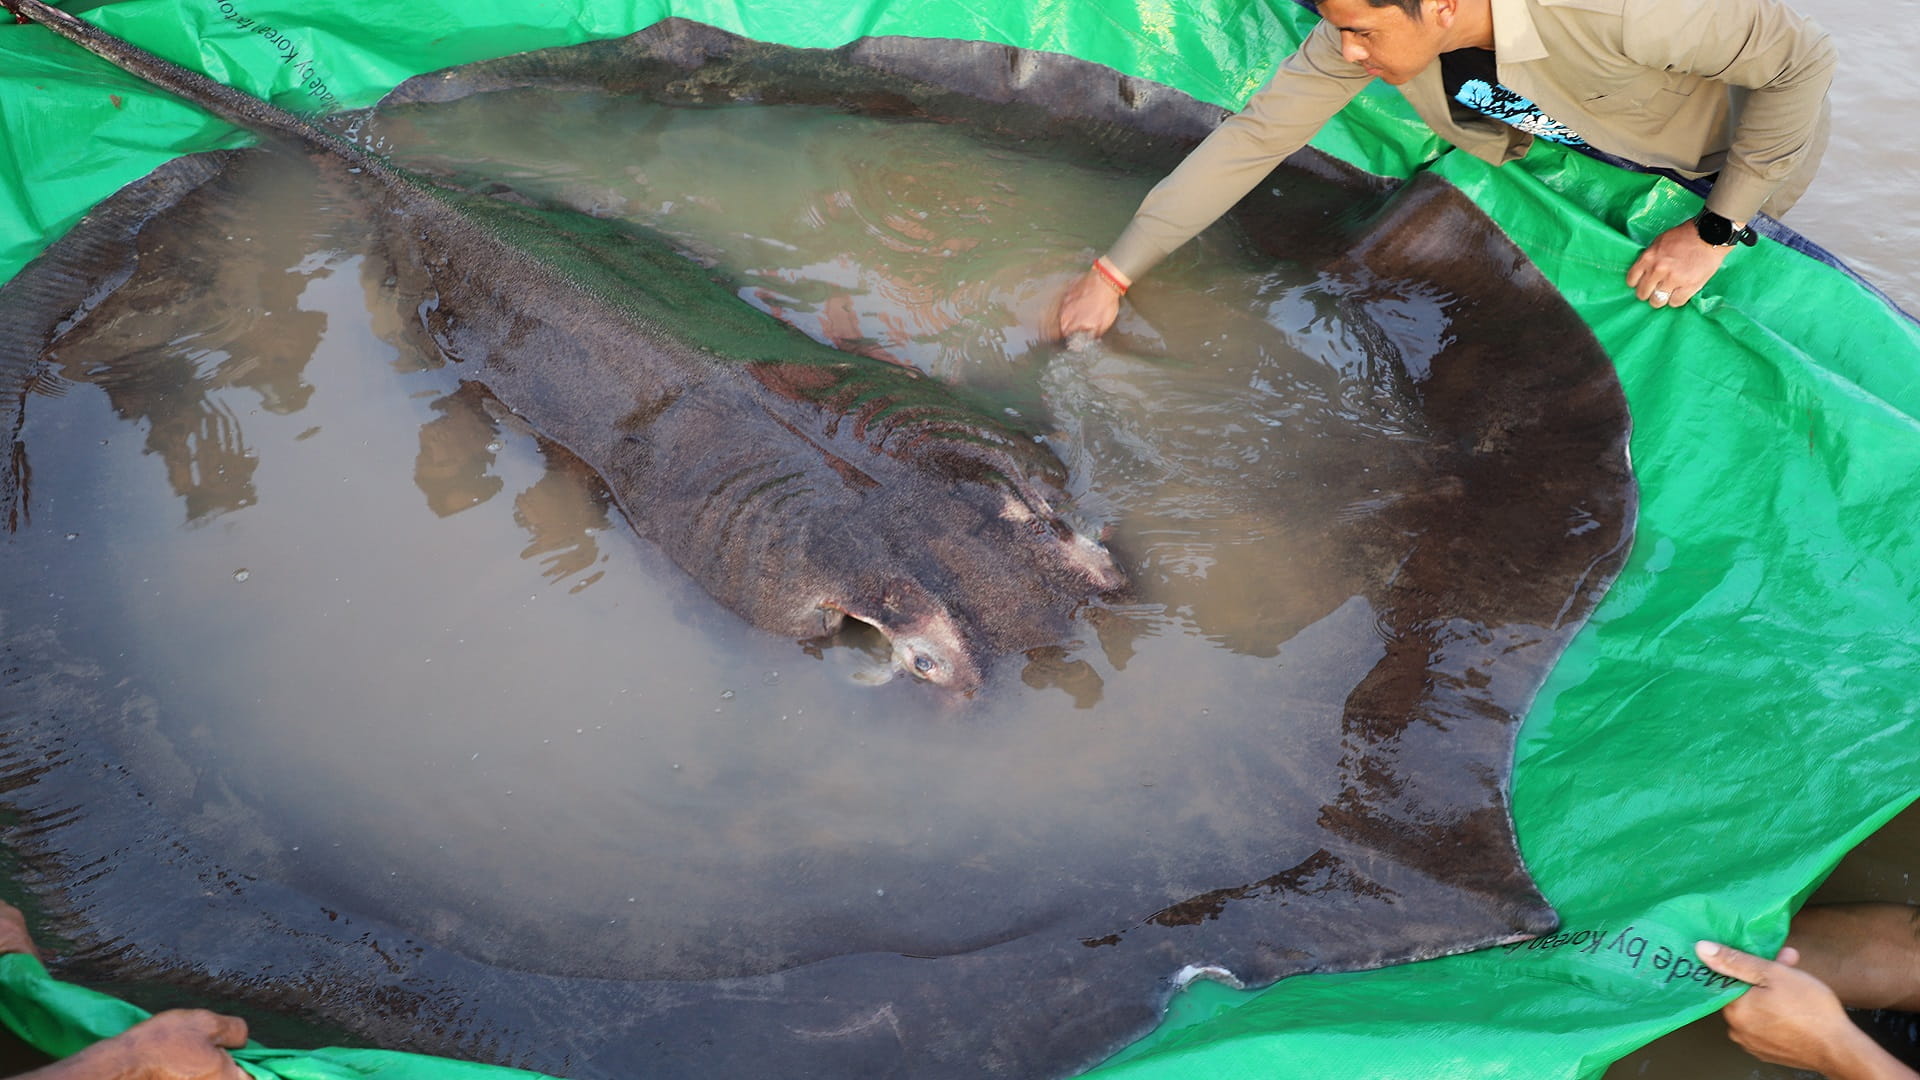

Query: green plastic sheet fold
left=1, top=0, right=1915, bottom=1077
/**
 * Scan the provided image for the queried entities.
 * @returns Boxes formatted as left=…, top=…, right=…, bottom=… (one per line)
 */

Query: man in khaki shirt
left=1057, top=0, right=1835, bottom=335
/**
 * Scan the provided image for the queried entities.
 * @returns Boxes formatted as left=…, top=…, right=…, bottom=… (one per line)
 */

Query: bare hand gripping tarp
left=0, top=1, right=1915, bottom=1078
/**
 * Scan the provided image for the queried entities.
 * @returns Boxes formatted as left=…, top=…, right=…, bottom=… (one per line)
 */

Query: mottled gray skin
left=372, top=167, right=1122, bottom=693
left=0, top=0, right=1120, bottom=694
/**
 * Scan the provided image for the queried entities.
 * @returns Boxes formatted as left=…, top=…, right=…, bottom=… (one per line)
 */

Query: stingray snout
left=819, top=584, right=985, bottom=695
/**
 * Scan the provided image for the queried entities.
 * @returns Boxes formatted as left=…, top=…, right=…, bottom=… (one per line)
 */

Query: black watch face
left=1696, top=212, right=1734, bottom=246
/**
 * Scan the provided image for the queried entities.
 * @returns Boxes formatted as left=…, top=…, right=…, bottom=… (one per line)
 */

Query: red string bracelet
left=1091, top=258, right=1129, bottom=296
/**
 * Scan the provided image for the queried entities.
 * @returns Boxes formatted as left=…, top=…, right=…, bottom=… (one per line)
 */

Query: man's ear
left=1428, top=0, right=1458, bottom=27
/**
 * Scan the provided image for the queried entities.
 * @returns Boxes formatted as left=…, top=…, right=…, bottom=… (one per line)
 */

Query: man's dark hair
left=1315, top=0, right=1425, bottom=18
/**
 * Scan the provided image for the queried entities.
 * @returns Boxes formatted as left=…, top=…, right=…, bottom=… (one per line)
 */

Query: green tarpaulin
left=1, top=0, right=1914, bottom=1076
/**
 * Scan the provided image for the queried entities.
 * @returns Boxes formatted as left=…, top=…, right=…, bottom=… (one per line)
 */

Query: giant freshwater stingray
left=0, top=8, right=1636, bottom=1080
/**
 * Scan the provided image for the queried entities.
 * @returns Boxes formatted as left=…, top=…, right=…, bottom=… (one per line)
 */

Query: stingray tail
left=4, top=0, right=384, bottom=173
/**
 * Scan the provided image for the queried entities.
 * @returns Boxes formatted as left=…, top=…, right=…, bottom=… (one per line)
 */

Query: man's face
left=1316, top=0, right=1449, bottom=85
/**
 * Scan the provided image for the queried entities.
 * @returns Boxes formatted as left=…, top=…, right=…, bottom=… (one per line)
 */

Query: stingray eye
left=913, top=653, right=937, bottom=675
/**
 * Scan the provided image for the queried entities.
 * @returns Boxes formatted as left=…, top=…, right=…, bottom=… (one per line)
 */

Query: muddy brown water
left=8, top=97, right=1426, bottom=981
left=0, top=50, right=1640, bottom=1075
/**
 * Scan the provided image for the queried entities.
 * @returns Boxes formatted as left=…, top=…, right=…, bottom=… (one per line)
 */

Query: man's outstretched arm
left=1055, top=20, right=1370, bottom=339
left=11, top=1012, right=253, bottom=1080
left=0, top=901, right=252, bottom=1080
left=1695, top=936, right=1918, bottom=1080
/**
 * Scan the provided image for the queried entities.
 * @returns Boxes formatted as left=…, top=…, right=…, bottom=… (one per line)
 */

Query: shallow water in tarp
left=0, top=31, right=1633, bottom=1080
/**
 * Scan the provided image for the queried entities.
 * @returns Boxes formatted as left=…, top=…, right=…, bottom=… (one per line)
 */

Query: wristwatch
left=1695, top=210, right=1757, bottom=248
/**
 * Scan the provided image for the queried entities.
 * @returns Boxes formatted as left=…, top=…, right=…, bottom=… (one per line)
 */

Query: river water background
left=1766, top=0, right=1919, bottom=316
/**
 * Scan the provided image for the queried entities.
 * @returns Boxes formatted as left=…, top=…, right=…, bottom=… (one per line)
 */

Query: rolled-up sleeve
left=1622, top=0, right=1835, bottom=222
left=1105, top=21, right=1373, bottom=281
